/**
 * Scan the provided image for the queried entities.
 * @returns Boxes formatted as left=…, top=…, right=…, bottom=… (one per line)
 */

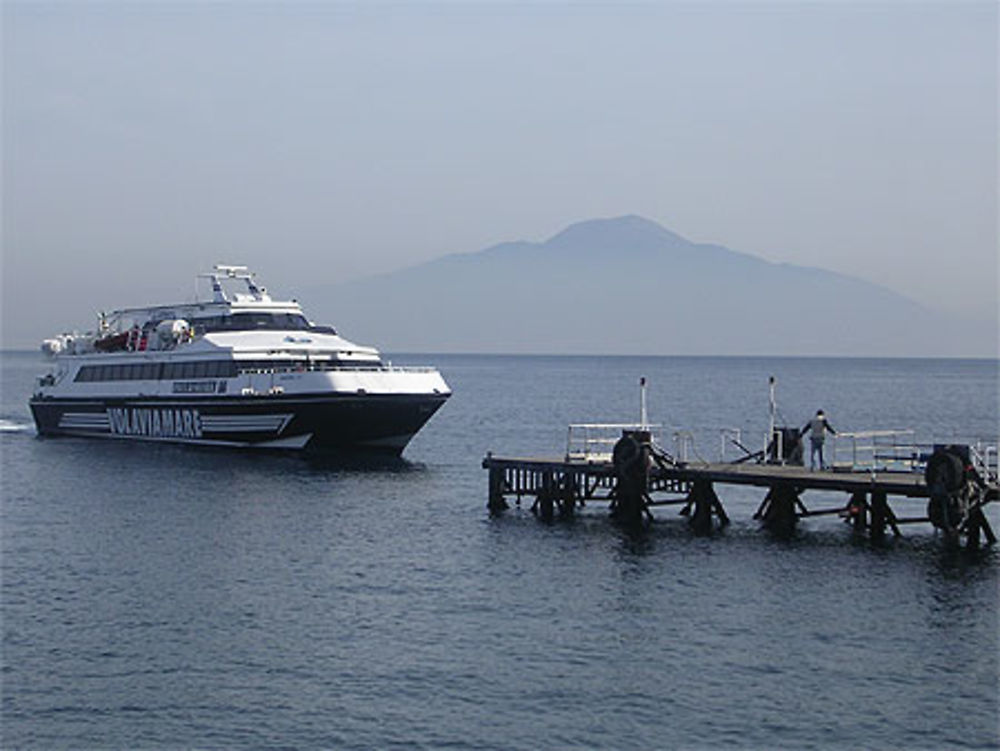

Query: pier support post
left=557, top=474, right=577, bottom=517
left=979, top=509, right=997, bottom=546
left=868, top=490, right=900, bottom=541
left=534, top=471, right=556, bottom=521
left=964, top=507, right=996, bottom=550
left=685, top=479, right=729, bottom=535
left=848, top=491, right=868, bottom=531
left=966, top=508, right=982, bottom=550
left=757, top=485, right=799, bottom=537
left=487, top=465, right=509, bottom=515
left=870, top=490, right=886, bottom=541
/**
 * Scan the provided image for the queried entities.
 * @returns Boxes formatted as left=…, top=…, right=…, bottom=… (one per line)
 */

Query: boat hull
left=28, top=392, right=449, bottom=454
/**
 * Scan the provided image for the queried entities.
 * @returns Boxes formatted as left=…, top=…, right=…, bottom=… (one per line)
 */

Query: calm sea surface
left=2, top=352, right=998, bottom=749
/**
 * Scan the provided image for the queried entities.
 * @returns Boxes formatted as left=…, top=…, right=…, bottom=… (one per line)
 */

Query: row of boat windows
left=190, top=313, right=337, bottom=335
left=75, top=361, right=238, bottom=382
left=73, top=359, right=377, bottom=382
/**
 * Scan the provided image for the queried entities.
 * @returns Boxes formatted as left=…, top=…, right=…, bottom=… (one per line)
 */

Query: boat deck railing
left=241, top=363, right=439, bottom=375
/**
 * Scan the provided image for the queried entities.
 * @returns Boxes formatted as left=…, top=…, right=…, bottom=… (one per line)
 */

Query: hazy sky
left=2, top=1, right=997, bottom=349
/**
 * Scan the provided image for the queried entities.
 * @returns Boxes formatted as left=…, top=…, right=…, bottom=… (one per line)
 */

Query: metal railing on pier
left=830, top=430, right=919, bottom=473
left=565, top=423, right=662, bottom=462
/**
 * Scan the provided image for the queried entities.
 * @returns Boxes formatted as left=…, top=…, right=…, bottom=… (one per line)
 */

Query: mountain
left=304, top=215, right=993, bottom=356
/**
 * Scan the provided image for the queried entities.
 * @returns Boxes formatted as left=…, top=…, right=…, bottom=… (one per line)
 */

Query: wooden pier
left=483, top=430, right=999, bottom=548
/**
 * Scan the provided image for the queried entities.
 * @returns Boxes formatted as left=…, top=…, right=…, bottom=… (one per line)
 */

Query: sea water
left=2, top=351, right=998, bottom=749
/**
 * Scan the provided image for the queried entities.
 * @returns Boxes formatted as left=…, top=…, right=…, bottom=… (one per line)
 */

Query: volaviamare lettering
left=107, top=408, right=202, bottom=438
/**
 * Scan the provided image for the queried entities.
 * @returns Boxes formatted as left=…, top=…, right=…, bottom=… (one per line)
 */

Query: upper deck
left=106, top=264, right=305, bottom=327
left=41, top=264, right=369, bottom=359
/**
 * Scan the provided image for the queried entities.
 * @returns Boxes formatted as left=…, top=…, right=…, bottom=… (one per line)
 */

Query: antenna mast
left=768, top=376, right=777, bottom=453
left=639, top=376, right=648, bottom=429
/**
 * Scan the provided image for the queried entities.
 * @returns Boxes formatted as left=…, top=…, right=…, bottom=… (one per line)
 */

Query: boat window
left=191, top=312, right=336, bottom=335
left=193, top=313, right=313, bottom=333
left=212, top=361, right=237, bottom=378
left=73, top=359, right=283, bottom=381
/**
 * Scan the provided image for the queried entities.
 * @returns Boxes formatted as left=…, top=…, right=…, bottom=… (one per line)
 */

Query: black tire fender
left=613, top=435, right=641, bottom=473
left=924, top=450, right=965, bottom=493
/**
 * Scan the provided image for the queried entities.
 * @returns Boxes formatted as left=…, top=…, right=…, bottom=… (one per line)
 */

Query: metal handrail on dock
left=970, top=442, right=999, bottom=484
left=565, top=423, right=661, bottom=461
left=830, top=430, right=918, bottom=473
left=673, top=430, right=707, bottom=464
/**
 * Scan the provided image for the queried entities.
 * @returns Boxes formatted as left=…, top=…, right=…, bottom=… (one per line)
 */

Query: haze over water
left=2, top=351, right=997, bottom=749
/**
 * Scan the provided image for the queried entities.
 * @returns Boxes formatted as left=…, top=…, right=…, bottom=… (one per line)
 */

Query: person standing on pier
left=802, top=409, right=836, bottom=470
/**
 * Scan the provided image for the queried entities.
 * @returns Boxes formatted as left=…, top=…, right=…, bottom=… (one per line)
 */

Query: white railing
left=241, top=364, right=439, bottom=374
left=970, top=442, right=999, bottom=485
left=765, top=429, right=783, bottom=464
left=565, top=423, right=661, bottom=462
left=830, top=430, right=918, bottom=473
left=719, top=427, right=742, bottom=462
left=761, top=427, right=803, bottom=465
left=673, top=430, right=709, bottom=464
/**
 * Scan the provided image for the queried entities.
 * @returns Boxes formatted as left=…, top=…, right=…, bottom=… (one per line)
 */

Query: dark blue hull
left=28, top=392, right=449, bottom=454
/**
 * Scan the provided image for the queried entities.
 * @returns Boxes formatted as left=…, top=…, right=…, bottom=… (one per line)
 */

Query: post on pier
left=557, top=473, right=578, bottom=517
left=755, top=485, right=800, bottom=537
left=487, top=456, right=509, bottom=515
left=868, top=489, right=901, bottom=542
left=534, top=471, right=556, bottom=521
left=684, top=479, right=729, bottom=536
left=846, top=491, right=868, bottom=532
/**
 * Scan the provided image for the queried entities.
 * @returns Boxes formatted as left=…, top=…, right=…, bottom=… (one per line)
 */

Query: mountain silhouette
left=305, top=215, right=988, bottom=356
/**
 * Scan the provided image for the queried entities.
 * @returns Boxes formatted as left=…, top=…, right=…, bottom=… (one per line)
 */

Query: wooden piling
left=870, top=489, right=887, bottom=541
left=761, top=485, right=799, bottom=537
left=848, top=491, right=867, bottom=532
left=868, top=489, right=901, bottom=541
left=487, top=462, right=509, bottom=515
left=686, top=479, right=728, bottom=535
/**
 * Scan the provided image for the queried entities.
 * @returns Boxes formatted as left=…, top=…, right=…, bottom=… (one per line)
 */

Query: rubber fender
left=924, top=450, right=965, bottom=493
left=612, top=435, right=641, bottom=472
left=927, top=493, right=962, bottom=530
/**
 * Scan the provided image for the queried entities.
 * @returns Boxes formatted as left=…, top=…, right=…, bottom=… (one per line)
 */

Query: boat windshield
left=192, top=313, right=336, bottom=335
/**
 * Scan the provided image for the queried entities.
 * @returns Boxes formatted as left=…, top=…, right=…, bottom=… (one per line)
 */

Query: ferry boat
left=29, top=265, right=451, bottom=453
